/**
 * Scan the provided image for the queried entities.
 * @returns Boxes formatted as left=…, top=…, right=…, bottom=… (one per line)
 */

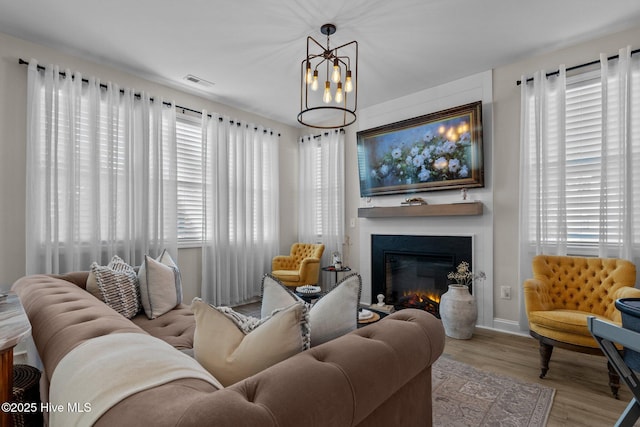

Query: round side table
left=321, top=266, right=352, bottom=285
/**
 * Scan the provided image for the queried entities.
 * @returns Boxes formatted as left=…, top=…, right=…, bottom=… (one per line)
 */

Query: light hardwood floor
left=446, top=327, right=634, bottom=426
left=233, top=301, right=634, bottom=426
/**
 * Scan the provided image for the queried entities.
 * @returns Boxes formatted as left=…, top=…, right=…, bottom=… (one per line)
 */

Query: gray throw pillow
left=138, top=249, right=182, bottom=319
left=90, top=255, right=140, bottom=319
left=261, top=273, right=362, bottom=346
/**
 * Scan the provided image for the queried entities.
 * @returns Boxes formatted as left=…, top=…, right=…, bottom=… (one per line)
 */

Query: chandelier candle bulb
left=323, top=81, right=332, bottom=103
left=335, top=82, right=344, bottom=103
left=331, top=59, right=341, bottom=83
left=305, top=63, right=313, bottom=84
left=345, top=70, right=353, bottom=92
left=311, top=70, right=319, bottom=91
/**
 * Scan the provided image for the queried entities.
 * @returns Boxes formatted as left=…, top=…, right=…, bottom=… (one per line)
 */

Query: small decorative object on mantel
left=460, top=188, right=468, bottom=200
left=439, top=262, right=485, bottom=340
left=401, top=196, right=428, bottom=206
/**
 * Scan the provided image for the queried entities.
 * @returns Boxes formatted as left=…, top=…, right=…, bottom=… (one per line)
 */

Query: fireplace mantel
left=358, top=201, right=483, bottom=218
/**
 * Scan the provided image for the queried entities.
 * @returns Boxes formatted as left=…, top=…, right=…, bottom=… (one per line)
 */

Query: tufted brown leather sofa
left=523, top=254, right=640, bottom=397
left=12, top=272, right=445, bottom=426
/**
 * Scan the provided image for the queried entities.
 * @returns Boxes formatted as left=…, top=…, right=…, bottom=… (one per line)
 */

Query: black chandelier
left=298, top=24, right=358, bottom=129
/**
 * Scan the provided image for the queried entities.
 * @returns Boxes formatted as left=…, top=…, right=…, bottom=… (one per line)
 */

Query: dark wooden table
left=321, top=266, right=352, bottom=285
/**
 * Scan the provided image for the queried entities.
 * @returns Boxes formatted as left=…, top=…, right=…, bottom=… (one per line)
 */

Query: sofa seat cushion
left=528, top=309, right=618, bottom=347
left=131, top=304, right=195, bottom=350
left=270, top=269, right=301, bottom=283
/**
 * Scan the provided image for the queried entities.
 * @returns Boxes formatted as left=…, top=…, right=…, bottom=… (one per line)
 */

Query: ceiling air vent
left=183, top=74, right=214, bottom=88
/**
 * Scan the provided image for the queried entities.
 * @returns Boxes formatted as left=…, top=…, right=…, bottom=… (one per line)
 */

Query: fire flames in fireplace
left=395, top=290, right=441, bottom=318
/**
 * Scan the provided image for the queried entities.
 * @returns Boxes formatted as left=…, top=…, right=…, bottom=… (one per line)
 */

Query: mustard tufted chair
left=271, top=243, right=325, bottom=288
left=524, top=254, right=640, bottom=397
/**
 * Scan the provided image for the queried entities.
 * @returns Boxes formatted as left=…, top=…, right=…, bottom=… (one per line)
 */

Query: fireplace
left=371, top=235, right=472, bottom=316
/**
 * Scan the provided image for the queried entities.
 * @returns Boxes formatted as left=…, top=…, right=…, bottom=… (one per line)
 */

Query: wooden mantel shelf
left=358, top=201, right=483, bottom=218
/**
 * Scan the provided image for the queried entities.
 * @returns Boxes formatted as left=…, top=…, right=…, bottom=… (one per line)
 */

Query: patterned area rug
left=433, top=356, right=555, bottom=427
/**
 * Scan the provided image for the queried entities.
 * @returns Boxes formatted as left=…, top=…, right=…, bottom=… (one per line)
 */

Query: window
left=523, top=70, right=610, bottom=251
left=522, top=52, right=640, bottom=256
left=298, top=131, right=345, bottom=262
left=176, top=114, right=203, bottom=244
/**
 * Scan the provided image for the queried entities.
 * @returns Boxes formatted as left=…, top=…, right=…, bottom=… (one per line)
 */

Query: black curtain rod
left=19, top=58, right=280, bottom=137
left=300, top=129, right=345, bottom=142
left=516, top=48, right=640, bottom=86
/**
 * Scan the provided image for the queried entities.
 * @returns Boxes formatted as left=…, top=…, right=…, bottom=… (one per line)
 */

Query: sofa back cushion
left=131, top=304, right=195, bottom=350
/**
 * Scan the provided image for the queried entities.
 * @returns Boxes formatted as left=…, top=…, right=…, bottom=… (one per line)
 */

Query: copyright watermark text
left=2, top=401, right=92, bottom=414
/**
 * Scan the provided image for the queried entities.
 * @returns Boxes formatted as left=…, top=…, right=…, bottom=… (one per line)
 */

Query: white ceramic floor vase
left=439, top=284, right=477, bottom=339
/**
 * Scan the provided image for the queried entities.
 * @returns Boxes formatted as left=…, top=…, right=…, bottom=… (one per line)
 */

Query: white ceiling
left=2, top=0, right=640, bottom=128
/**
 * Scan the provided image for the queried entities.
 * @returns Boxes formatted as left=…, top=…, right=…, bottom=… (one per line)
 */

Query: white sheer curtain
left=519, top=66, right=567, bottom=264
left=298, top=130, right=345, bottom=286
left=201, top=113, right=280, bottom=306
left=519, top=46, right=640, bottom=300
left=598, top=47, right=640, bottom=260
left=26, top=60, right=177, bottom=274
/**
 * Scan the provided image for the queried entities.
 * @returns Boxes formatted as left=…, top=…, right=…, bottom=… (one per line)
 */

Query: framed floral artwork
left=357, top=101, right=484, bottom=196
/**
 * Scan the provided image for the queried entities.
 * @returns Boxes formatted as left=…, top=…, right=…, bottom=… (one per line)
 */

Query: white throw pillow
left=191, top=298, right=310, bottom=387
left=90, top=255, right=140, bottom=319
left=138, top=249, right=183, bottom=319
left=261, top=273, right=362, bottom=346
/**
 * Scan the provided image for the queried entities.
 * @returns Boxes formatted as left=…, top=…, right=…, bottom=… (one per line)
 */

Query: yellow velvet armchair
left=524, top=254, right=640, bottom=397
left=271, top=243, right=325, bottom=288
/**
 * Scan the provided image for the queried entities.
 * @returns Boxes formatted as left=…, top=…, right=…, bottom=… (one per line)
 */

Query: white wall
left=0, top=31, right=299, bottom=302
left=345, top=71, right=495, bottom=329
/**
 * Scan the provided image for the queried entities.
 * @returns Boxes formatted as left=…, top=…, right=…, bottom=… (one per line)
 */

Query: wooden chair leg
left=539, top=341, right=553, bottom=379
left=608, top=361, right=621, bottom=399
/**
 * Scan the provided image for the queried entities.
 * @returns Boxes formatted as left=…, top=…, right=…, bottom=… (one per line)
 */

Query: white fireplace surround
left=356, top=70, right=494, bottom=330
left=360, top=225, right=492, bottom=329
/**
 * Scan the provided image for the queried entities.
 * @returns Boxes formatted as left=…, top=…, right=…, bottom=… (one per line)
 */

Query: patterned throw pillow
left=261, top=273, right=362, bottom=347
left=191, top=298, right=310, bottom=387
left=90, top=255, right=140, bottom=319
left=138, top=249, right=183, bottom=319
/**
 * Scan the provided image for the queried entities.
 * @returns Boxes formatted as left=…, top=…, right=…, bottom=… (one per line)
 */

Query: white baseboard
left=477, top=318, right=530, bottom=337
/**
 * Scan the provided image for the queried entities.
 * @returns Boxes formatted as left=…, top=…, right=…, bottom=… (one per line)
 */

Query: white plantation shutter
left=176, top=114, right=203, bottom=243
left=565, top=71, right=603, bottom=247
left=313, top=140, right=324, bottom=237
